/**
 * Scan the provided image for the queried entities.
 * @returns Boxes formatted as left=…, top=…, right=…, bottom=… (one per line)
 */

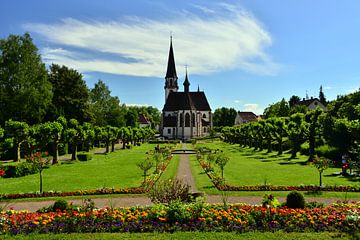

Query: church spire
left=183, top=66, right=190, bottom=93
left=164, top=36, right=178, bottom=101
left=165, top=36, right=177, bottom=79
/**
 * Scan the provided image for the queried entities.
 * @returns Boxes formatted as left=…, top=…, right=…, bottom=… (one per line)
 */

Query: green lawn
left=0, top=144, right=179, bottom=194
left=190, top=141, right=360, bottom=197
left=2, top=231, right=353, bottom=240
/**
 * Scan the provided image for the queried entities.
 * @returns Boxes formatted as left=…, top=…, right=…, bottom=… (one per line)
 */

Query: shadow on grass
left=203, top=185, right=216, bottom=189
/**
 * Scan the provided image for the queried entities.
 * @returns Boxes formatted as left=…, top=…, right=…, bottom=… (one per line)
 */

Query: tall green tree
left=287, top=113, right=307, bottom=159
left=4, top=120, right=29, bottom=161
left=90, top=80, right=126, bottom=127
left=264, top=98, right=290, bottom=118
left=319, top=85, right=327, bottom=105
left=213, top=107, right=237, bottom=127
left=305, top=109, right=323, bottom=161
left=36, top=121, right=63, bottom=164
left=48, top=64, right=92, bottom=123
left=0, top=33, right=52, bottom=124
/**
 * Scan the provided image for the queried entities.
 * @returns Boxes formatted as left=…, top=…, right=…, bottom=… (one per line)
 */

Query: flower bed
left=0, top=187, right=146, bottom=200
left=196, top=157, right=360, bottom=192
left=0, top=202, right=359, bottom=235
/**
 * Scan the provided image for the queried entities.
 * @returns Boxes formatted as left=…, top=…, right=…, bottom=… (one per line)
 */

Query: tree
left=48, top=64, right=92, bottom=123
left=125, top=107, right=139, bottom=127
left=213, top=107, right=237, bottom=127
left=289, top=95, right=301, bottom=108
left=273, top=117, right=287, bottom=155
left=264, top=98, right=290, bottom=118
left=26, top=152, right=50, bottom=193
left=0, top=33, right=52, bottom=125
left=36, top=121, right=63, bottom=164
left=305, top=109, right=323, bottom=161
left=90, top=80, right=126, bottom=127
left=313, top=156, right=332, bottom=187
left=319, top=85, right=327, bottom=105
left=215, top=153, right=230, bottom=180
left=137, top=157, right=154, bottom=184
left=287, top=113, right=307, bottom=159
left=64, top=119, right=81, bottom=160
left=4, top=120, right=29, bottom=161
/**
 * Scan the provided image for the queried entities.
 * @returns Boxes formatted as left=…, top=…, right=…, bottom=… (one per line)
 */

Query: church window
left=167, top=128, right=171, bottom=134
left=180, top=113, right=183, bottom=127
left=202, top=113, right=206, bottom=118
left=204, top=127, right=207, bottom=133
left=185, top=113, right=190, bottom=127
left=192, top=113, right=195, bottom=127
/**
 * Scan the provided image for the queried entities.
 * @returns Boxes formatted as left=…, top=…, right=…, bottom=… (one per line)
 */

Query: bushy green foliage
left=315, top=145, right=341, bottom=164
left=77, top=152, right=93, bottom=161
left=2, top=162, right=39, bottom=178
left=286, top=191, right=305, bottom=209
left=148, top=179, right=191, bottom=204
left=53, top=199, right=68, bottom=211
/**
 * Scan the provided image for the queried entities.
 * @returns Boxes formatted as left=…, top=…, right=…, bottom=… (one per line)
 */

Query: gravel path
left=2, top=144, right=359, bottom=212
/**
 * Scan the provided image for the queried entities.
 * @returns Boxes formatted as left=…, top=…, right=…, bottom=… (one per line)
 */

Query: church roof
left=163, top=91, right=211, bottom=111
left=165, top=38, right=177, bottom=79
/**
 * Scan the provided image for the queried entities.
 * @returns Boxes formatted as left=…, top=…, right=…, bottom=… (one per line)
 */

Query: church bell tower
left=164, top=36, right=178, bottom=101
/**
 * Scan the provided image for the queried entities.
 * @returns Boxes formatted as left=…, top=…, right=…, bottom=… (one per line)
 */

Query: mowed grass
left=189, top=141, right=360, bottom=198
left=196, top=141, right=359, bottom=187
left=2, top=231, right=353, bottom=240
left=0, top=144, right=179, bottom=194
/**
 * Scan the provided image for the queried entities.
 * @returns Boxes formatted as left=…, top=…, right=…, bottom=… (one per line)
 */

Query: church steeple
left=183, top=67, right=190, bottom=93
left=164, top=36, right=178, bottom=101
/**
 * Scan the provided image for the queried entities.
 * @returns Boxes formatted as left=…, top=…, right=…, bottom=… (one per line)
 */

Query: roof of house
left=298, top=98, right=322, bottom=106
left=138, top=113, right=150, bottom=125
left=237, top=111, right=258, bottom=121
left=163, top=91, right=211, bottom=111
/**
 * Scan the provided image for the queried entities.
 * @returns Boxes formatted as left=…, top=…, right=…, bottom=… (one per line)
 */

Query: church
left=161, top=38, right=212, bottom=140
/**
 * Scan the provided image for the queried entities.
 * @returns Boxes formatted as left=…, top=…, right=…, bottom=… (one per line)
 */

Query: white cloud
left=234, top=99, right=242, bottom=104
left=25, top=3, right=280, bottom=77
left=243, top=103, right=264, bottom=115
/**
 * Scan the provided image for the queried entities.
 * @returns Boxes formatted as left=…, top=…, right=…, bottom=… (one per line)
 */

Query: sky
left=1, top=0, right=360, bottom=115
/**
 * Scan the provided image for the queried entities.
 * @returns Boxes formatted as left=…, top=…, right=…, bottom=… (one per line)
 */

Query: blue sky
left=1, top=0, right=360, bottom=114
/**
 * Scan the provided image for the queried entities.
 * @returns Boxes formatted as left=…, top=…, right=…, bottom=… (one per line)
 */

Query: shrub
left=2, top=162, right=39, bottom=178
left=315, top=145, right=341, bottom=163
left=77, top=152, right=93, bottom=161
left=126, top=145, right=132, bottom=149
left=300, top=142, right=309, bottom=155
left=53, top=199, right=68, bottom=211
left=306, top=201, right=324, bottom=208
left=286, top=191, right=305, bottom=209
left=148, top=179, right=191, bottom=204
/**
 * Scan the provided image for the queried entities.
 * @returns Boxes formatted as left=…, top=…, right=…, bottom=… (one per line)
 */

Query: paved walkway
left=1, top=144, right=359, bottom=212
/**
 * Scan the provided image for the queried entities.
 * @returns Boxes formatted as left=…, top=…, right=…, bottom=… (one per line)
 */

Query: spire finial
left=198, top=84, right=200, bottom=92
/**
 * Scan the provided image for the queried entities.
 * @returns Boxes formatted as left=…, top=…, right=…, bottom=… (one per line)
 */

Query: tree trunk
left=40, top=170, right=43, bottom=194
left=111, top=141, right=115, bottom=152
left=267, top=139, right=272, bottom=153
left=71, top=144, right=77, bottom=160
left=278, top=139, right=283, bottom=155
left=15, top=142, right=20, bottom=162
left=122, top=141, right=126, bottom=149
left=106, top=141, right=109, bottom=153
left=52, top=142, right=58, bottom=165
left=319, top=172, right=322, bottom=187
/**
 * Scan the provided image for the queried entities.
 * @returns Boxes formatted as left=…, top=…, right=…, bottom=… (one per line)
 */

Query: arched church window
left=180, top=113, right=183, bottom=127
left=185, top=113, right=190, bottom=127
left=192, top=113, right=195, bottom=127
left=202, top=113, right=206, bottom=118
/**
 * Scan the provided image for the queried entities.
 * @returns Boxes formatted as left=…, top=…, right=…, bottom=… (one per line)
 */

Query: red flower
left=0, top=169, right=5, bottom=177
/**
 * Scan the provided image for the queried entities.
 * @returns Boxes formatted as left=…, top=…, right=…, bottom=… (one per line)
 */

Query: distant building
left=234, top=111, right=258, bottom=126
left=138, top=113, right=151, bottom=128
left=161, top=38, right=212, bottom=140
left=298, top=97, right=327, bottom=111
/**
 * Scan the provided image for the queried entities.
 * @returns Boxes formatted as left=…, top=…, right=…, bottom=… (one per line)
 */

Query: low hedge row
left=0, top=187, right=146, bottom=200
left=1, top=162, right=41, bottom=178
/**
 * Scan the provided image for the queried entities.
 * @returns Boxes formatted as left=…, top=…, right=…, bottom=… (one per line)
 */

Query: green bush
left=77, top=152, right=93, bottom=161
left=305, top=201, right=324, bottom=208
left=58, top=143, right=68, bottom=156
left=300, top=142, right=309, bottom=155
left=53, top=199, right=68, bottom=211
left=148, top=179, right=191, bottom=204
left=315, top=145, right=341, bottom=163
left=286, top=191, right=305, bottom=209
left=3, top=162, right=39, bottom=178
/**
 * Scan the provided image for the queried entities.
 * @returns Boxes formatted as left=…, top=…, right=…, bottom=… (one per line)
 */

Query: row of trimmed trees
left=221, top=108, right=360, bottom=164
left=0, top=117, right=155, bottom=163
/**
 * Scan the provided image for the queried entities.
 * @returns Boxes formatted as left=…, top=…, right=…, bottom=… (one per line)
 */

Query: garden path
left=175, top=143, right=198, bottom=192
